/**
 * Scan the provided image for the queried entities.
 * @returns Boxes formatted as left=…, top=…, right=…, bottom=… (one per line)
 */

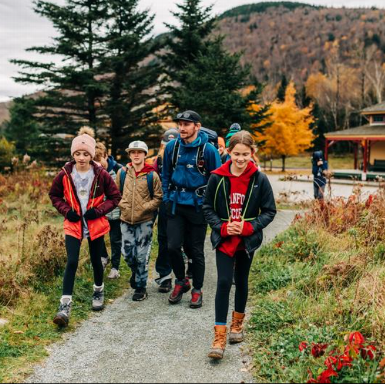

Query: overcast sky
left=1, top=0, right=385, bottom=102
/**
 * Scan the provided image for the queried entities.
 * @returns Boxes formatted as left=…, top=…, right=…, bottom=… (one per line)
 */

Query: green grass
left=0, top=226, right=160, bottom=383
left=248, top=224, right=384, bottom=383
left=263, top=155, right=355, bottom=171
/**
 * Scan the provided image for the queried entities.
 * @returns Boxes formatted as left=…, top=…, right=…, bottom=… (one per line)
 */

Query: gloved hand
left=66, top=210, right=81, bottom=223
left=84, top=208, right=98, bottom=220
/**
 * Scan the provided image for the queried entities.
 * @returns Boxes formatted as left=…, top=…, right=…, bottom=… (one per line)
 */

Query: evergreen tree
left=173, top=38, right=268, bottom=133
left=11, top=0, right=109, bottom=137
left=164, top=0, right=216, bottom=79
left=277, top=75, right=289, bottom=102
left=4, top=97, right=41, bottom=155
left=102, top=0, right=162, bottom=157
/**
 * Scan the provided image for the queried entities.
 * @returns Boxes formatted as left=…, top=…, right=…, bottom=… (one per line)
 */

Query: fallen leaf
left=13, top=331, right=24, bottom=335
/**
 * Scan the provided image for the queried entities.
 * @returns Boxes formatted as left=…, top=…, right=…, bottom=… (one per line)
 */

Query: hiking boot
left=108, top=268, right=120, bottom=279
left=129, top=273, right=137, bottom=289
left=190, top=289, right=203, bottom=309
left=53, top=298, right=72, bottom=328
left=92, top=285, right=105, bottom=311
left=229, top=311, right=246, bottom=344
left=101, top=257, right=110, bottom=270
left=132, top=288, right=148, bottom=302
left=168, top=279, right=191, bottom=304
left=208, top=325, right=228, bottom=360
left=158, top=279, right=172, bottom=293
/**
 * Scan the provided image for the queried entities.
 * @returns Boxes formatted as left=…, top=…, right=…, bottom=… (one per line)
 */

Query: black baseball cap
left=174, top=110, right=202, bottom=124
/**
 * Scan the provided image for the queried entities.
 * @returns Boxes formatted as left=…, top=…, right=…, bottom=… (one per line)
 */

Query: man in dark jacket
left=162, top=110, right=221, bottom=308
left=312, top=151, right=328, bottom=200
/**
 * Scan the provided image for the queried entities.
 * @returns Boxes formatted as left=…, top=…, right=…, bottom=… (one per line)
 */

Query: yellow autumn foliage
left=253, top=82, right=315, bottom=162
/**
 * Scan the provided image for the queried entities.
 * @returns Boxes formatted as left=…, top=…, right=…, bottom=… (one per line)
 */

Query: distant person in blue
left=312, top=151, right=328, bottom=200
left=162, top=110, right=221, bottom=309
left=221, top=123, right=242, bottom=164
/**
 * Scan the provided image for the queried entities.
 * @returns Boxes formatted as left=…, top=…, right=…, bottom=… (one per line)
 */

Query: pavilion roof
left=325, top=124, right=385, bottom=139
left=362, top=103, right=385, bottom=114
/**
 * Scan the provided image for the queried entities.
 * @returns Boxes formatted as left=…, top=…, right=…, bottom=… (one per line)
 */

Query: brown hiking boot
left=208, top=325, right=228, bottom=360
left=229, top=311, right=246, bottom=344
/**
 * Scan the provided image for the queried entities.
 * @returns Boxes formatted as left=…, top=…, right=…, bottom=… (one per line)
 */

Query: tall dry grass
left=0, top=171, right=66, bottom=306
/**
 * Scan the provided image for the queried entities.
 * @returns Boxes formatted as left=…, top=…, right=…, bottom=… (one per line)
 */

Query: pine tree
left=101, top=0, right=162, bottom=157
left=4, top=97, right=41, bottom=155
left=164, top=0, right=216, bottom=79
left=277, top=75, right=289, bottom=102
left=173, top=38, right=268, bottom=133
left=11, top=0, right=110, bottom=137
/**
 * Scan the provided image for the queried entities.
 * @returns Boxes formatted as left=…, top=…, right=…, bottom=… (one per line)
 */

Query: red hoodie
left=212, top=161, right=258, bottom=257
left=129, top=163, right=155, bottom=177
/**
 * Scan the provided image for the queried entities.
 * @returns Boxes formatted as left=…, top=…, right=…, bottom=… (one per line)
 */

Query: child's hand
left=227, top=221, right=244, bottom=235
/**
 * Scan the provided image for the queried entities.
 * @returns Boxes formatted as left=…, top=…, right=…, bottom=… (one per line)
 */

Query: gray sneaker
left=92, top=286, right=105, bottom=311
left=101, top=257, right=110, bottom=270
left=53, top=298, right=72, bottom=327
left=108, top=268, right=120, bottom=279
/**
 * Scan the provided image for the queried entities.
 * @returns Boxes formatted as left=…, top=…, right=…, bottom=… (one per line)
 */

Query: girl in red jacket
left=49, top=134, right=121, bottom=327
left=203, top=131, right=276, bottom=360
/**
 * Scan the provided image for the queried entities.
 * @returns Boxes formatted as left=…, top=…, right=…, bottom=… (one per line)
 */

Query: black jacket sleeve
left=203, top=174, right=223, bottom=232
left=249, top=173, right=277, bottom=232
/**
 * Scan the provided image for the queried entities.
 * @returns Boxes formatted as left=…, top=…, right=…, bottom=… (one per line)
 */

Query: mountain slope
left=218, top=2, right=385, bottom=85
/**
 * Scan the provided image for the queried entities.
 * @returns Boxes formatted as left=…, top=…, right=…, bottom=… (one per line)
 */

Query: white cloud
left=1, top=0, right=385, bottom=101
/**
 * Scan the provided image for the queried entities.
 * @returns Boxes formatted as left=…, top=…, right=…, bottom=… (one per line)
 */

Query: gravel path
left=27, top=211, right=296, bottom=384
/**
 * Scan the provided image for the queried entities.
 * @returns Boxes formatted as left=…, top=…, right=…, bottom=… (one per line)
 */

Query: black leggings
left=63, top=235, right=105, bottom=296
left=215, top=250, right=254, bottom=324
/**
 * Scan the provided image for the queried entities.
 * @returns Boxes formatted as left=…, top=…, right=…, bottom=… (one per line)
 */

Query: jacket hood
left=107, top=156, right=118, bottom=172
left=178, top=130, right=209, bottom=148
left=63, top=160, right=104, bottom=176
left=213, top=160, right=258, bottom=178
left=127, top=163, right=155, bottom=175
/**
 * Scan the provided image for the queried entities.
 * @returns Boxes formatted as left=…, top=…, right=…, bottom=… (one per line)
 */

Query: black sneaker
left=130, top=273, right=137, bottom=289
left=158, top=279, right=172, bottom=293
left=92, top=289, right=105, bottom=311
left=133, top=288, right=148, bottom=302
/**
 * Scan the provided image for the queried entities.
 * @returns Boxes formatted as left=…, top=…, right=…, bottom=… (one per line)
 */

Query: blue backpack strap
left=119, top=167, right=127, bottom=194
left=147, top=171, right=154, bottom=199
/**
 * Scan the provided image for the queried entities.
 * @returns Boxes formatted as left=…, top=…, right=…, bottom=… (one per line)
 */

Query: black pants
left=167, top=204, right=207, bottom=290
left=156, top=202, right=172, bottom=279
left=63, top=235, right=105, bottom=296
left=215, top=250, right=254, bottom=324
left=109, top=219, right=122, bottom=270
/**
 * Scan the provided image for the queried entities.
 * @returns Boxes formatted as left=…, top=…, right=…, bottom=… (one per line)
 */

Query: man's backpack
left=201, top=127, right=219, bottom=149
left=171, top=128, right=218, bottom=177
left=119, top=167, right=154, bottom=199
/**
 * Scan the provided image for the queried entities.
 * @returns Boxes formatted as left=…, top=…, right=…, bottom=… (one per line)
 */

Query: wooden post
left=354, top=143, right=358, bottom=170
left=363, top=140, right=368, bottom=174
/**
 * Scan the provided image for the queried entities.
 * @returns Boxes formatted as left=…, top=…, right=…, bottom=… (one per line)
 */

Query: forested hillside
left=219, top=3, right=385, bottom=89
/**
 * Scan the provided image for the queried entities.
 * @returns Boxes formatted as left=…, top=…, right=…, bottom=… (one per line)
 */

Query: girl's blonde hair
left=228, top=131, right=256, bottom=152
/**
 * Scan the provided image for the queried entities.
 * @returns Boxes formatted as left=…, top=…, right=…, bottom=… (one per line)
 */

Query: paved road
left=26, top=211, right=296, bottom=384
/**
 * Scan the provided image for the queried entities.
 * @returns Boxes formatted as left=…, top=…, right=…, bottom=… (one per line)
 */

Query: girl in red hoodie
left=203, top=131, right=276, bottom=360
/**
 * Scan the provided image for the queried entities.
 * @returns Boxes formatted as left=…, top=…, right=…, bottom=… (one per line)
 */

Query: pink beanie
left=71, top=134, right=96, bottom=158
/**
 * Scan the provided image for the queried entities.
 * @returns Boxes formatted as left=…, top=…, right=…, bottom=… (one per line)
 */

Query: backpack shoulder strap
left=196, top=143, right=207, bottom=176
left=119, top=167, right=127, bottom=194
left=171, top=140, right=180, bottom=171
left=147, top=171, right=154, bottom=199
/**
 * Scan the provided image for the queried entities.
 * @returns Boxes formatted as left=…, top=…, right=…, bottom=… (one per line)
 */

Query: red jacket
left=212, top=161, right=258, bottom=257
left=49, top=161, right=121, bottom=241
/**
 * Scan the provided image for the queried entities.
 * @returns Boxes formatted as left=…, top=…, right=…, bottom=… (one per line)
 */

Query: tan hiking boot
left=229, top=311, right=246, bottom=344
left=208, top=325, right=228, bottom=360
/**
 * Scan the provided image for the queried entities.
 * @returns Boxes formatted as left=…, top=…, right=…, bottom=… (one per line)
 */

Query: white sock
left=93, top=284, right=104, bottom=292
left=61, top=295, right=72, bottom=304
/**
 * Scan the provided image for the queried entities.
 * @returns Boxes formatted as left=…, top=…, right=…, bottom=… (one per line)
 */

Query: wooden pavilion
left=325, top=102, right=385, bottom=179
